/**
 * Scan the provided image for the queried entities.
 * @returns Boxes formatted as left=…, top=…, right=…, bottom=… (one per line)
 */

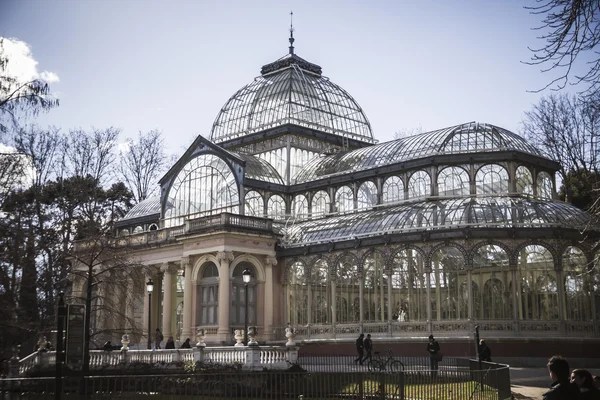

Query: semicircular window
left=245, top=190, right=264, bottom=217
left=537, top=171, right=553, bottom=199
left=475, top=164, right=508, bottom=195
left=382, top=176, right=404, bottom=204
left=165, top=154, right=239, bottom=227
left=438, top=166, right=470, bottom=197
left=357, top=181, right=377, bottom=210
left=516, top=166, right=533, bottom=195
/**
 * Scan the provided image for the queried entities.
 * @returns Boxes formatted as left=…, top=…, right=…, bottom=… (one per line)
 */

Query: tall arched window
left=357, top=181, right=377, bottom=210
left=231, top=262, right=256, bottom=326
left=563, top=246, right=592, bottom=321
left=382, top=176, right=404, bottom=204
left=391, top=249, right=426, bottom=321
left=311, top=259, right=330, bottom=324
left=335, top=186, right=354, bottom=213
left=200, top=262, right=219, bottom=325
left=267, top=194, right=286, bottom=219
left=245, top=190, right=264, bottom=217
left=408, top=170, right=431, bottom=199
left=165, top=154, right=239, bottom=227
left=363, top=251, right=387, bottom=322
left=292, top=194, right=309, bottom=220
left=472, top=245, right=512, bottom=319
left=335, top=254, right=360, bottom=323
left=438, top=166, right=470, bottom=197
left=287, top=262, right=308, bottom=325
left=311, top=190, right=330, bottom=218
left=430, top=247, right=467, bottom=320
left=517, top=245, right=558, bottom=320
left=516, top=166, right=533, bottom=195
left=475, top=164, right=508, bottom=194
left=537, top=171, right=553, bottom=199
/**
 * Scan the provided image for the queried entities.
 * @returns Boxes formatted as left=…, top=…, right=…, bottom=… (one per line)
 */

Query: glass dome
left=294, top=122, right=542, bottom=183
left=210, top=58, right=375, bottom=144
left=120, top=196, right=161, bottom=221
left=280, top=196, right=595, bottom=246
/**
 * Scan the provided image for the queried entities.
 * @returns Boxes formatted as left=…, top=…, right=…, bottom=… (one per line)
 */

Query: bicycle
left=367, top=349, right=404, bottom=372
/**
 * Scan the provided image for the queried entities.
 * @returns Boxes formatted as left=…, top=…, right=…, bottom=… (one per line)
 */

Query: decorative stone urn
left=234, top=329, right=244, bottom=347
left=196, top=328, right=206, bottom=347
left=121, top=333, right=130, bottom=351
left=285, top=326, right=296, bottom=347
left=247, top=326, right=258, bottom=346
left=37, top=336, right=48, bottom=352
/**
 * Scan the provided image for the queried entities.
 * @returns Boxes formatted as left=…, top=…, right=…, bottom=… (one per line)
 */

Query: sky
left=0, top=0, right=587, bottom=156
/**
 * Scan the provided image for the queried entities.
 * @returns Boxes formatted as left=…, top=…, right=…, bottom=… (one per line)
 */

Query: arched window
left=200, top=262, right=219, bottom=325
left=311, top=259, right=330, bottom=324
left=335, top=254, right=360, bottom=323
left=391, top=249, right=426, bottom=322
left=133, top=226, right=144, bottom=234
left=231, top=262, right=256, bottom=326
left=363, top=252, right=387, bottom=322
left=382, top=176, right=404, bottom=204
left=165, top=154, right=239, bottom=227
left=408, top=170, right=431, bottom=199
left=438, top=166, right=470, bottom=197
left=517, top=245, right=558, bottom=320
left=430, top=247, right=467, bottom=320
left=120, top=229, right=129, bottom=236
left=563, top=246, right=592, bottom=321
left=475, top=164, right=508, bottom=194
left=357, top=181, right=377, bottom=210
left=516, top=166, right=533, bottom=195
left=472, top=245, right=511, bottom=319
left=311, top=190, right=330, bottom=218
left=287, top=262, right=308, bottom=325
left=292, top=194, right=309, bottom=220
left=537, top=171, right=553, bottom=199
left=335, top=186, right=354, bottom=213
left=267, top=194, right=286, bottom=219
left=245, top=191, right=264, bottom=217
left=149, top=223, right=158, bottom=231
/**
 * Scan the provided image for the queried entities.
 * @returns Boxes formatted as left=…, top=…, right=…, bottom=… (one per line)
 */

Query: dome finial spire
left=289, top=11, right=295, bottom=55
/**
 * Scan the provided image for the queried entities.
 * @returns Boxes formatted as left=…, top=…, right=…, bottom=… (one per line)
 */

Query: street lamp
left=242, top=268, right=251, bottom=345
left=146, top=279, right=154, bottom=349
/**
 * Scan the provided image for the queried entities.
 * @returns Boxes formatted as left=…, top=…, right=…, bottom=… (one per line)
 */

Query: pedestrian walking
left=354, top=333, right=364, bottom=365
left=362, top=334, right=373, bottom=364
left=426, top=334, right=441, bottom=378
left=542, top=355, right=581, bottom=400
left=478, top=339, right=491, bottom=362
left=155, top=328, right=164, bottom=349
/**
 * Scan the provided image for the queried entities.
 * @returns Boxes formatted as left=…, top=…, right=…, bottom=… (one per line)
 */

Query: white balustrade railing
left=18, top=345, right=298, bottom=376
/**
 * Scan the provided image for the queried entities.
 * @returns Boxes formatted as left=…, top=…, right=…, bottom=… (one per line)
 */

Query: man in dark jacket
left=478, top=339, right=491, bottom=362
left=362, top=334, right=373, bottom=364
left=426, top=334, right=441, bottom=378
left=542, top=355, right=581, bottom=400
left=354, top=334, right=364, bottom=365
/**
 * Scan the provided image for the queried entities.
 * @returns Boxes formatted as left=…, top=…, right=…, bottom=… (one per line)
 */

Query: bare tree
left=62, top=127, right=119, bottom=184
left=521, top=93, right=600, bottom=205
left=0, top=38, right=59, bottom=134
left=525, top=0, right=600, bottom=97
left=118, top=129, right=170, bottom=203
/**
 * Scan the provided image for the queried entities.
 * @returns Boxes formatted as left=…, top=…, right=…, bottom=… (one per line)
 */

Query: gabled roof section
left=158, top=134, right=244, bottom=186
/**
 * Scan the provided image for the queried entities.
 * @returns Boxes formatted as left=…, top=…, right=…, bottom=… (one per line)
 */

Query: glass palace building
left=106, top=37, right=600, bottom=358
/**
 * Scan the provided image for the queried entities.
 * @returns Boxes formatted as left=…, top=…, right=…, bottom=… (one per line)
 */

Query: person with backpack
left=478, top=339, right=491, bottom=362
left=354, top=333, right=364, bottom=365
left=362, top=334, right=373, bottom=365
left=426, top=334, right=441, bottom=378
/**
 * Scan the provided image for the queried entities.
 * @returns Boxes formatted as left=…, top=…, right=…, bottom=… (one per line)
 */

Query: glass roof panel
left=121, top=196, right=161, bottom=221
left=234, top=152, right=284, bottom=184
left=279, top=197, right=595, bottom=247
left=293, top=122, right=544, bottom=184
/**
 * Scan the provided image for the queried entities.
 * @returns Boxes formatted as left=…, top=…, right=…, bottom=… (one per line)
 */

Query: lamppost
left=242, top=268, right=251, bottom=345
left=146, top=279, right=154, bottom=349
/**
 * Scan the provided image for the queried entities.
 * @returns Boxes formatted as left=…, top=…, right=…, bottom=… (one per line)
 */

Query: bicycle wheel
left=390, top=360, right=404, bottom=373
left=367, top=360, right=381, bottom=372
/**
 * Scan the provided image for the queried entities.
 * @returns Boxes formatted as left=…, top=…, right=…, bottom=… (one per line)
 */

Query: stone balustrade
left=18, top=345, right=298, bottom=376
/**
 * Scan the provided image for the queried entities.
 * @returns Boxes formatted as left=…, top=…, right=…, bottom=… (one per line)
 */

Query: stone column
left=264, top=256, right=277, bottom=341
left=161, top=263, right=178, bottom=338
left=181, top=257, right=193, bottom=340
left=217, top=251, right=234, bottom=339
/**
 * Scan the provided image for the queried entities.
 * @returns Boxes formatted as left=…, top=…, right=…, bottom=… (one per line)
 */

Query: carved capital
left=180, top=256, right=191, bottom=268
left=161, top=262, right=178, bottom=275
left=216, top=251, right=234, bottom=262
left=265, top=255, right=278, bottom=266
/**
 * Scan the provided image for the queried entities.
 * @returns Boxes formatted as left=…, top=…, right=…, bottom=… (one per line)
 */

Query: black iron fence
left=0, top=366, right=511, bottom=400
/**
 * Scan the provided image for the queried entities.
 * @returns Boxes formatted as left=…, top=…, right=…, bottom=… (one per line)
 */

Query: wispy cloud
left=1, top=37, right=60, bottom=84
